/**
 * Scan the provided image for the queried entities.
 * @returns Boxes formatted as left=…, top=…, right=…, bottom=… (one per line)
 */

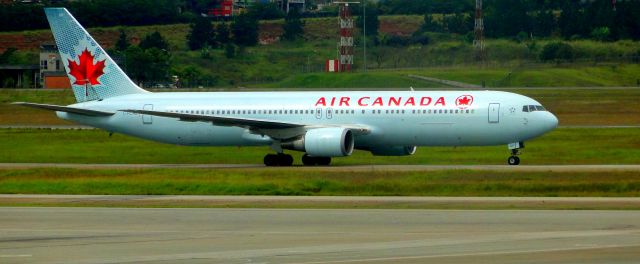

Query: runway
left=1, top=195, right=640, bottom=210
left=1, top=163, right=639, bottom=172
left=1, top=207, right=639, bottom=264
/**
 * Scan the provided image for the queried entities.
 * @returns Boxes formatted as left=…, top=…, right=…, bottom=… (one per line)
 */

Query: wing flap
left=13, top=102, right=114, bottom=116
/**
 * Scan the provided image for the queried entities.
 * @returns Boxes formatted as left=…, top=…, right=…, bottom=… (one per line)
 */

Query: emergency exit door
left=488, top=103, right=500, bottom=123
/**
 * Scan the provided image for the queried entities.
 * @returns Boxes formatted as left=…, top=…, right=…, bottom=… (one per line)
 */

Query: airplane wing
left=122, top=109, right=303, bottom=129
left=13, top=102, right=115, bottom=116
left=121, top=109, right=370, bottom=138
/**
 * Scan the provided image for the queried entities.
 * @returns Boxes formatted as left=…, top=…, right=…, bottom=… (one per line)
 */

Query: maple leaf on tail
left=67, top=48, right=106, bottom=87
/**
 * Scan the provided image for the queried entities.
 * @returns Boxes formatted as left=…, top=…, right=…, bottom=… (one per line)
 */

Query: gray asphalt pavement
left=1, top=207, right=639, bottom=264
left=1, top=163, right=639, bottom=172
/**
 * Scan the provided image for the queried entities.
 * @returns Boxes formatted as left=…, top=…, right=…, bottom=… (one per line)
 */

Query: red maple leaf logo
left=68, top=48, right=106, bottom=86
left=455, top=95, right=474, bottom=109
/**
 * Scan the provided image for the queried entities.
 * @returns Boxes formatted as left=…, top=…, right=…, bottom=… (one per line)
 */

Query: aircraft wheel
left=264, top=154, right=278, bottom=166
left=507, top=156, right=520, bottom=166
left=278, top=153, right=294, bottom=166
left=302, top=154, right=316, bottom=166
left=317, top=157, right=332, bottom=166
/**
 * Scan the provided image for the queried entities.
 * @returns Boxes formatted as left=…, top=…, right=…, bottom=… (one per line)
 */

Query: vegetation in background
left=282, top=8, right=305, bottom=41
left=232, top=13, right=259, bottom=47
left=187, top=16, right=215, bottom=51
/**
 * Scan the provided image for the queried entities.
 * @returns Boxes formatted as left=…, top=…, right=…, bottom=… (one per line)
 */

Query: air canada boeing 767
left=16, top=8, right=558, bottom=166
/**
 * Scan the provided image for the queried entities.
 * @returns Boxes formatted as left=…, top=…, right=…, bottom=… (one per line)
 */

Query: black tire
left=302, top=154, right=316, bottom=166
left=507, top=156, right=520, bottom=165
left=317, top=157, right=332, bottom=166
left=277, top=154, right=294, bottom=166
left=264, top=154, right=278, bottom=166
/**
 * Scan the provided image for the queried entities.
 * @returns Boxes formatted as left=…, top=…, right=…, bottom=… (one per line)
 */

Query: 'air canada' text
left=314, top=96, right=447, bottom=107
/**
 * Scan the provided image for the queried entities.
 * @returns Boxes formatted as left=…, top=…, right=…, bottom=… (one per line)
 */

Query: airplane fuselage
left=58, top=91, right=558, bottom=149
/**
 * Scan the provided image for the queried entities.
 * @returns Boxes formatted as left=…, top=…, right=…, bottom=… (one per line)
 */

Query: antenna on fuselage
left=409, top=86, right=415, bottom=92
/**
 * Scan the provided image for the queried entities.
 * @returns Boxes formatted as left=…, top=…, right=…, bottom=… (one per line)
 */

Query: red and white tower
left=337, top=2, right=355, bottom=72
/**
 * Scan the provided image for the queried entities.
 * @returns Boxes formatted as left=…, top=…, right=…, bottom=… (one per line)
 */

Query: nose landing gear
left=507, top=142, right=524, bottom=165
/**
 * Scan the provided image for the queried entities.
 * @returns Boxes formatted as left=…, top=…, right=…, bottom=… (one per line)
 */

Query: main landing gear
left=263, top=153, right=332, bottom=166
left=302, top=154, right=331, bottom=166
left=263, top=153, right=293, bottom=166
left=507, top=142, right=524, bottom=165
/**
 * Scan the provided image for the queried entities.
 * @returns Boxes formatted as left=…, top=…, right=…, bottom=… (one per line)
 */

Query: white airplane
left=16, top=8, right=558, bottom=166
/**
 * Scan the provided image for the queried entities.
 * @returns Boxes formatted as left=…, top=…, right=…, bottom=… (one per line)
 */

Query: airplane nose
left=546, top=112, right=559, bottom=131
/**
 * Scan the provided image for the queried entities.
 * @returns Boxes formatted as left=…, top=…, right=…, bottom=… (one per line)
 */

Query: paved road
left=1, top=163, right=639, bottom=172
left=1, top=195, right=639, bottom=210
left=0, top=207, right=639, bottom=264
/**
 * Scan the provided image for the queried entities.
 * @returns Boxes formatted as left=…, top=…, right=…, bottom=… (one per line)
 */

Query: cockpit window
left=523, top=105, right=546, bottom=112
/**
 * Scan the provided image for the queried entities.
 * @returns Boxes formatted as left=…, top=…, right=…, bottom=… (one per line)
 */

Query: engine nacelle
left=369, top=146, right=417, bottom=156
left=282, top=127, right=354, bottom=157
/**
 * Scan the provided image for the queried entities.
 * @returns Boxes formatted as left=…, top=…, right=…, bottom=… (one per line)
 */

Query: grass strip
left=1, top=128, right=639, bottom=165
left=1, top=168, right=639, bottom=197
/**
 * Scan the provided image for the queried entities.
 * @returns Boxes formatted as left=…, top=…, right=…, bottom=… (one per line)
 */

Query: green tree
left=225, top=43, right=236, bottom=58
left=484, top=0, right=532, bottom=37
left=249, top=3, right=285, bottom=20
left=0, top=48, right=17, bottom=64
left=356, top=3, right=380, bottom=37
left=115, top=29, right=130, bottom=51
left=591, top=27, right=611, bottom=42
left=282, top=8, right=305, bottom=41
left=232, top=13, right=259, bottom=46
left=539, top=42, right=575, bottom=63
left=124, top=46, right=171, bottom=83
left=187, top=16, right=214, bottom=50
left=215, top=22, right=231, bottom=46
left=139, top=31, right=169, bottom=51
left=443, top=13, right=471, bottom=34
left=419, top=14, right=443, bottom=33
left=532, top=9, right=556, bottom=38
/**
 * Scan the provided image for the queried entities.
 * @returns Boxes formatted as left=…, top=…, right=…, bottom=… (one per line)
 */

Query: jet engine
left=282, top=127, right=354, bottom=157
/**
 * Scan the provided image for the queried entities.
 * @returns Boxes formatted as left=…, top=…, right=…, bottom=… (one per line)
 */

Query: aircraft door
left=315, top=108, right=322, bottom=119
left=142, top=104, right=153, bottom=124
left=326, top=108, right=333, bottom=119
left=488, top=103, right=500, bottom=123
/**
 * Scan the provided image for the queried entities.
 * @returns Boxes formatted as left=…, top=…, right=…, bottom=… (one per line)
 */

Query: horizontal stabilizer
left=13, top=102, right=114, bottom=116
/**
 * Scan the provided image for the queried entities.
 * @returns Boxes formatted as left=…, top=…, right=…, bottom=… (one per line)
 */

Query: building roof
left=0, top=64, right=39, bottom=70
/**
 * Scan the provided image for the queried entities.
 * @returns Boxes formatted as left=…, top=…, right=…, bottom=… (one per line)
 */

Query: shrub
left=540, top=42, right=575, bottom=62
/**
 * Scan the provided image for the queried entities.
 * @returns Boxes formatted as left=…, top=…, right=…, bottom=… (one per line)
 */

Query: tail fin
left=45, top=8, right=147, bottom=103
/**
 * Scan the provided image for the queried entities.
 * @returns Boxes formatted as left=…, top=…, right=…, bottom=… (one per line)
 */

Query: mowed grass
left=254, top=64, right=640, bottom=88
left=0, top=168, right=639, bottom=197
left=258, top=72, right=447, bottom=88
left=1, top=87, right=639, bottom=126
left=1, top=128, right=639, bottom=165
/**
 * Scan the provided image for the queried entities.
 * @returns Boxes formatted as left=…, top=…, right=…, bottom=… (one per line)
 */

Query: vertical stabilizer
left=45, top=8, right=147, bottom=103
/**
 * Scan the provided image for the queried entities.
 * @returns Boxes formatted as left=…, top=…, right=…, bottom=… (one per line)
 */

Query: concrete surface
left=1, top=163, right=640, bottom=172
left=1, top=207, right=639, bottom=264
left=1, top=195, right=640, bottom=210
